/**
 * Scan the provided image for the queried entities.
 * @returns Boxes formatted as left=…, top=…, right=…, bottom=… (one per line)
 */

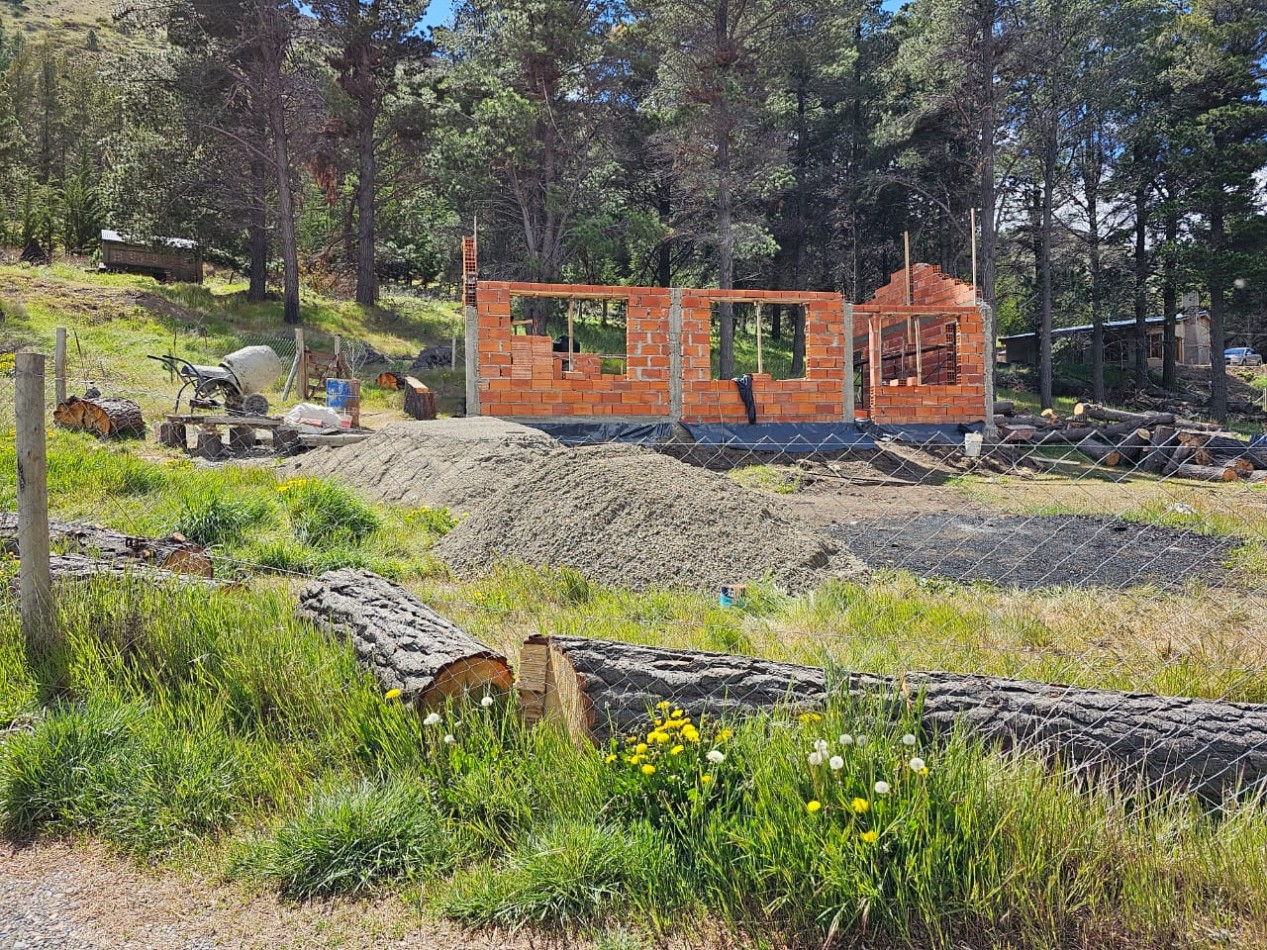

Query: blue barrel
left=326, top=378, right=354, bottom=410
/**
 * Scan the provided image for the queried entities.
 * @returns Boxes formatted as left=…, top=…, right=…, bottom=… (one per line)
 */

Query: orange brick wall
left=475, top=267, right=986, bottom=426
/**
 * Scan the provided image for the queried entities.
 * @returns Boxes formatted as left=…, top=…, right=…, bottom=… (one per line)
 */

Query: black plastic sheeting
left=525, top=420, right=983, bottom=452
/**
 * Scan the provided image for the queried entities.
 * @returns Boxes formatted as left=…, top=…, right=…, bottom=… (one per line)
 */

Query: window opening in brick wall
left=508, top=296, right=630, bottom=376
left=876, top=315, right=959, bottom=386
left=709, top=301, right=807, bottom=380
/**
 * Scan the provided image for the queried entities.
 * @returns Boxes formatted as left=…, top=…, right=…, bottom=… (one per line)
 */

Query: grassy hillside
left=0, top=0, right=162, bottom=52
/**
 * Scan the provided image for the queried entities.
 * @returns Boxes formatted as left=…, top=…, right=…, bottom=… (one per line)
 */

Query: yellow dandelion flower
left=918, top=766, right=929, bottom=776
left=717, top=729, right=733, bottom=742
left=672, top=709, right=684, bottom=718
left=670, top=745, right=685, bottom=756
left=798, top=712, right=823, bottom=723
left=605, top=754, right=617, bottom=764
left=806, top=800, right=822, bottom=813
left=384, top=688, right=402, bottom=700
left=851, top=798, right=869, bottom=815
left=649, top=732, right=670, bottom=744
left=700, top=774, right=713, bottom=783
left=635, top=743, right=648, bottom=754
left=860, top=830, right=878, bottom=844
left=682, top=725, right=700, bottom=743
left=657, top=700, right=671, bottom=710
left=641, top=764, right=656, bottom=776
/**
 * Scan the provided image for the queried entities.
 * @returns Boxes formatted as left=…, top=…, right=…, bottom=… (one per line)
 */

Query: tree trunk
left=1086, top=141, right=1105, bottom=402
left=1162, top=208, right=1178, bottom=390
left=717, top=124, right=735, bottom=379
left=1038, top=140, right=1055, bottom=410
left=248, top=157, right=269, bottom=303
left=656, top=177, right=672, bottom=288
left=355, top=106, right=379, bottom=306
left=262, top=29, right=300, bottom=327
left=524, top=636, right=1267, bottom=798
left=791, top=306, right=806, bottom=378
left=52, top=396, right=144, bottom=438
left=1208, top=205, right=1227, bottom=423
left=1133, top=180, right=1150, bottom=389
left=979, top=3, right=998, bottom=314
left=297, top=569, right=513, bottom=707
left=35, top=554, right=223, bottom=589
left=0, top=514, right=213, bottom=576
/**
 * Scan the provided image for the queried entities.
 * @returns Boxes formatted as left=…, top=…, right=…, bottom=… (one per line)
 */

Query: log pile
left=4, top=553, right=224, bottom=590
left=297, top=569, right=513, bottom=705
left=995, top=402, right=1267, bottom=482
left=0, top=515, right=213, bottom=576
left=53, top=395, right=145, bottom=438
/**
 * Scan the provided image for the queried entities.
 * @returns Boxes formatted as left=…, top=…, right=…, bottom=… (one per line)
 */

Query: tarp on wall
left=524, top=420, right=983, bottom=452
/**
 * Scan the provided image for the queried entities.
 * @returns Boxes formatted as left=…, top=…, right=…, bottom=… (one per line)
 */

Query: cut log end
left=425, top=655, right=516, bottom=706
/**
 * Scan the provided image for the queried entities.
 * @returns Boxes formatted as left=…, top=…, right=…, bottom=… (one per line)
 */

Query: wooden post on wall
left=566, top=299, right=575, bottom=372
left=283, top=327, right=304, bottom=401
left=914, top=316, right=923, bottom=384
left=868, top=313, right=882, bottom=395
left=904, top=231, right=913, bottom=306
left=970, top=208, right=979, bottom=296
left=755, top=302, right=763, bottom=375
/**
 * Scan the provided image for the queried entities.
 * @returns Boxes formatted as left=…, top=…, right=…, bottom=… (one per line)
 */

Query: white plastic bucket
left=963, top=432, right=984, bottom=458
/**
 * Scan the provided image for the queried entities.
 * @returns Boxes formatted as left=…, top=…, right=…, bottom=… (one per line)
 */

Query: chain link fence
left=4, top=320, right=1267, bottom=805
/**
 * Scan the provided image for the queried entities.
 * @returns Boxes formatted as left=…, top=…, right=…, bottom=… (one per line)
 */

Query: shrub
left=231, top=779, right=458, bottom=898
left=442, top=820, right=678, bottom=928
left=277, top=478, right=379, bottom=546
left=174, top=490, right=267, bottom=548
left=0, top=701, right=252, bottom=856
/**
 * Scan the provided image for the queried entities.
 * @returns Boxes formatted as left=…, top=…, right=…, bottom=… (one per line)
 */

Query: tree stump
left=194, top=428, right=224, bottom=460
left=229, top=425, right=256, bottom=453
left=158, top=422, right=188, bottom=450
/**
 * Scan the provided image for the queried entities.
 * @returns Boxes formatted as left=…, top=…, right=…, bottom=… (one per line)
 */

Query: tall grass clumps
left=231, top=779, right=460, bottom=898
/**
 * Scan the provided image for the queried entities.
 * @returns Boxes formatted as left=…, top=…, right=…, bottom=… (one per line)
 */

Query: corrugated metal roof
left=999, top=313, right=1202, bottom=342
left=101, top=229, right=199, bottom=251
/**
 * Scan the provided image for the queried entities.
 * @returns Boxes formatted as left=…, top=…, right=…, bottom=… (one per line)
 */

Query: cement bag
left=284, top=403, right=342, bottom=431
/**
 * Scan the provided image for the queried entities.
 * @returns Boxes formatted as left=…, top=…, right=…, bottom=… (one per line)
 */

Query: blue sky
left=420, top=0, right=906, bottom=30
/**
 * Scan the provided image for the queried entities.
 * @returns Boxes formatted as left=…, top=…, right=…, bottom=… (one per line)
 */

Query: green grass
left=3, top=581, right=1266, bottom=947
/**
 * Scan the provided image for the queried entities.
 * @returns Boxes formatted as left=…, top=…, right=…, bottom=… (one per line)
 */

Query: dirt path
left=0, top=839, right=548, bottom=950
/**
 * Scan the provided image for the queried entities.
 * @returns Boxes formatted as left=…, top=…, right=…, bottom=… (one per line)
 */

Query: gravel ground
left=829, top=512, right=1238, bottom=591
left=0, top=840, right=548, bottom=950
left=436, top=444, right=865, bottom=591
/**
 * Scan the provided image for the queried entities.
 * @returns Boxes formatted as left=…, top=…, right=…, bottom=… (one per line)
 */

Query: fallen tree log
left=0, top=514, right=212, bottom=576
left=1164, top=461, right=1239, bottom=482
left=523, top=635, right=1267, bottom=797
left=1115, top=428, right=1152, bottom=466
left=1074, top=403, right=1175, bottom=427
left=54, top=396, right=144, bottom=438
left=297, top=569, right=512, bottom=706
left=993, top=400, right=1015, bottom=416
left=26, top=554, right=224, bottom=589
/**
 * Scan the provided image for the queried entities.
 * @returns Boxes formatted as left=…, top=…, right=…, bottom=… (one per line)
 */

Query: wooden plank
left=164, top=414, right=281, bottom=427
left=298, top=432, right=372, bottom=447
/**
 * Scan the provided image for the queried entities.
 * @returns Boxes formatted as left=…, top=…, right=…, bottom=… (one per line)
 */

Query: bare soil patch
left=829, top=512, right=1237, bottom=591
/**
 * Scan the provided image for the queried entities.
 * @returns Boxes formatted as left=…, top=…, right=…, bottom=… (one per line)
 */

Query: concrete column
left=464, top=304, right=480, bottom=416
left=842, top=301, right=855, bottom=423
left=668, top=288, right=683, bottom=423
left=980, top=302, right=997, bottom=440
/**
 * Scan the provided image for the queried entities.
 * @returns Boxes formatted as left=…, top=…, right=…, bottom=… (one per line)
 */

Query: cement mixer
left=148, top=345, right=283, bottom=415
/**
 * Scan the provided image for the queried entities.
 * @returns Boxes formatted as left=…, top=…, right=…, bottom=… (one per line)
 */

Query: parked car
left=1225, top=347, right=1263, bottom=367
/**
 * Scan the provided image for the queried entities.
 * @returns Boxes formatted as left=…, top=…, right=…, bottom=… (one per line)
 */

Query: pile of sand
left=435, top=444, right=860, bottom=591
left=282, top=417, right=558, bottom=513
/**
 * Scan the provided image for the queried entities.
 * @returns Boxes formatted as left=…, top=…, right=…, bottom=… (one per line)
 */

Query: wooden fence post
left=54, top=327, right=67, bottom=407
left=282, top=326, right=304, bottom=401
left=15, top=352, right=54, bottom=653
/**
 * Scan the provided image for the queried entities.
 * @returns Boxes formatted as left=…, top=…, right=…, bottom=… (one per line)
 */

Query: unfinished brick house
left=462, top=244, right=987, bottom=436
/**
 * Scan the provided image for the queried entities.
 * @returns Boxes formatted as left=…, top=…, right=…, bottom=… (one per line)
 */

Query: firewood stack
left=995, top=401, right=1267, bottom=483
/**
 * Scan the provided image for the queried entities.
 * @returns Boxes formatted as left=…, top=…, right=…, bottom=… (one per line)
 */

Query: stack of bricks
left=474, top=265, right=986, bottom=427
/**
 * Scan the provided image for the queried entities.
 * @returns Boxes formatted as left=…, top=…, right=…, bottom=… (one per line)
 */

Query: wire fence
left=3, top=333, right=1267, bottom=804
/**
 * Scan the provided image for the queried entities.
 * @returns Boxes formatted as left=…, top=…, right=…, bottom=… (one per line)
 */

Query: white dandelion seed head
left=829, top=755, right=844, bottom=771
left=707, top=749, right=725, bottom=765
left=855, top=735, right=866, bottom=746
left=423, top=712, right=442, bottom=726
left=808, top=751, right=824, bottom=767
left=814, top=738, right=829, bottom=754
left=901, top=733, right=917, bottom=746
left=444, top=734, right=456, bottom=745
left=839, top=734, right=854, bottom=746
left=909, top=757, right=926, bottom=772
left=480, top=695, right=495, bottom=708
left=874, top=780, right=891, bottom=795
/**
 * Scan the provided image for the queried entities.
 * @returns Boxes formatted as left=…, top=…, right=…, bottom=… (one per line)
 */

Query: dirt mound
left=435, top=444, right=861, bottom=591
left=282, top=417, right=559, bottom=512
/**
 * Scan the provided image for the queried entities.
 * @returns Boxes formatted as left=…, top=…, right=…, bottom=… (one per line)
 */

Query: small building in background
left=99, top=229, right=203, bottom=284
left=1000, top=312, right=1211, bottom=368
